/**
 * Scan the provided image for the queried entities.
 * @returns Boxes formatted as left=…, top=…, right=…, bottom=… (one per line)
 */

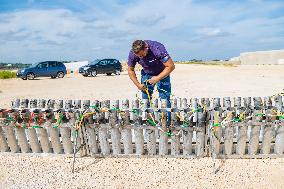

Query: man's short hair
left=132, top=40, right=146, bottom=54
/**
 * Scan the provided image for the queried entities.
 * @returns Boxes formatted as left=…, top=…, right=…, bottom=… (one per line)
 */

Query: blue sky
left=0, top=0, right=284, bottom=63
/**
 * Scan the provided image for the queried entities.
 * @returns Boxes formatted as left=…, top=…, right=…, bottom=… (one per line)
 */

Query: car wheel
left=22, top=77, right=27, bottom=80
left=115, top=70, right=120, bottom=75
left=106, top=73, right=112, bottom=76
left=57, top=71, right=64, bottom=78
left=27, top=73, right=35, bottom=80
left=91, top=70, right=97, bottom=77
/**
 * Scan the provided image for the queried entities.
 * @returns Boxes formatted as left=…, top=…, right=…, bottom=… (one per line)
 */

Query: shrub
left=0, top=70, right=16, bottom=79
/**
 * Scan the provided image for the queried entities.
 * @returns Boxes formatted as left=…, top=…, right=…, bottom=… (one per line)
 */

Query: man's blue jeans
left=141, top=70, right=171, bottom=108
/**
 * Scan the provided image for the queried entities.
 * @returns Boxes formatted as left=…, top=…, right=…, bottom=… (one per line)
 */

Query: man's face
left=135, top=47, right=148, bottom=58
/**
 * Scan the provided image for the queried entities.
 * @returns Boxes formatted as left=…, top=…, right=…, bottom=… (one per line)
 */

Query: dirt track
left=1, top=64, right=284, bottom=108
left=0, top=64, right=284, bottom=189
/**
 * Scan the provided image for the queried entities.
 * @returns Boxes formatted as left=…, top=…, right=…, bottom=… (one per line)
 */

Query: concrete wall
left=240, top=49, right=284, bottom=65
left=278, top=59, right=284, bottom=65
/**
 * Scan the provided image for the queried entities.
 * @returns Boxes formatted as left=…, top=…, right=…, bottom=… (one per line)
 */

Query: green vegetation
left=0, top=70, right=16, bottom=79
left=0, top=63, right=31, bottom=70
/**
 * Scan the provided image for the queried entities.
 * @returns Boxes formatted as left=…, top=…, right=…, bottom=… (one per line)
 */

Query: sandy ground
left=0, top=154, right=284, bottom=189
left=1, top=64, right=284, bottom=108
left=0, top=64, right=284, bottom=189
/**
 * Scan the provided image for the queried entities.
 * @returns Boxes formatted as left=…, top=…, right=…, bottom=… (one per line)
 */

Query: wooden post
left=194, top=98, right=205, bottom=157
left=153, top=99, right=160, bottom=139
left=0, top=109, right=9, bottom=152
left=36, top=107, right=51, bottom=153
left=12, top=103, right=30, bottom=153
left=60, top=109, right=74, bottom=154
left=204, top=98, right=211, bottom=156
left=4, top=125, right=19, bottom=153
left=223, top=97, right=234, bottom=155
left=236, top=107, right=247, bottom=155
left=159, top=99, right=168, bottom=155
left=49, top=108, right=63, bottom=154
left=274, top=95, right=284, bottom=154
left=233, top=97, right=241, bottom=142
left=121, top=99, right=133, bottom=154
left=73, top=99, right=88, bottom=156
left=98, top=100, right=110, bottom=155
left=4, top=108, right=20, bottom=153
left=110, top=100, right=121, bottom=155
left=0, top=126, right=9, bottom=152
left=134, top=99, right=144, bottom=155
left=248, top=97, right=263, bottom=155
left=37, top=120, right=51, bottom=153
left=210, top=98, right=222, bottom=158
left=26, top=109, right=41, bottom=153
left=78, top=100, right=92, bottom=156
left=236, top=98, right=250, bottom=155
left=182, top=98, right=193, bottom=155
left=170, top=99, right=180, bottom=155
left=86, top=100, right=99, bottom=156
left=261, top=98, right=274, bottom=154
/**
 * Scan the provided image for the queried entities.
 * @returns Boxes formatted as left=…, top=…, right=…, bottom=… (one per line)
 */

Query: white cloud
left=0, top=9, right=85, bottom=44
left=196, top=27, right=231, bottom=37
left=0, top=0, right=283, bottom=62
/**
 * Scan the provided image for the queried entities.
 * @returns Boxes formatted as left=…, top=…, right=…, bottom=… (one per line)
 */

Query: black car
left=79, top=59, right=122, bottom=77
left=17, top=61, right=67, bottom=80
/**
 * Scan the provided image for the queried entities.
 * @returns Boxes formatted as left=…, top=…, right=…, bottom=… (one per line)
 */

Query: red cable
left=28, top=112, right=34, bottom=128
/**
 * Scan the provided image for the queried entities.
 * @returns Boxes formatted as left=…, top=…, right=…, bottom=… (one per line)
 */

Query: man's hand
left=147, top=76, right=160, bottom=85
left=137, top=83, right=146, bottom=91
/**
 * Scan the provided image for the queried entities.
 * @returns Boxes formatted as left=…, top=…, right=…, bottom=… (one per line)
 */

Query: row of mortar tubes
left=3, top=98, right=204, bottom=129
left=208, top=96, right=284, bottom=129
left=2, top=96, right=283, bottom=129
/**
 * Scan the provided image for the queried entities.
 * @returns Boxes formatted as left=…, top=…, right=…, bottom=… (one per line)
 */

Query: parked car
left=79, top=59, right=122, bottom=77
left=16, top=61, right=67, bottom=80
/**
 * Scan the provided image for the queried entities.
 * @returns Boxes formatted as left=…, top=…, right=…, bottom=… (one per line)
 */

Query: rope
left=144, top=80, right=153, bottom=108
left=53, top=112, right=64, bottom=128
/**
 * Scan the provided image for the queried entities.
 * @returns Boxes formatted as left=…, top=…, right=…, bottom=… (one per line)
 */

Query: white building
left=63, top=61, right=89, bottom=73
left=232, top=49, right=284, bottom=65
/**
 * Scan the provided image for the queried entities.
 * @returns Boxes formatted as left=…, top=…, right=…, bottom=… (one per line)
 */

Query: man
left=127, top=40, right=175, bottom=107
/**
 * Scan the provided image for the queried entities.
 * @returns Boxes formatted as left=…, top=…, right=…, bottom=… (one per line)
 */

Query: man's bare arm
left=127, top=66, right=145, bottom=90
left=148, top=58, right=175, bottom=85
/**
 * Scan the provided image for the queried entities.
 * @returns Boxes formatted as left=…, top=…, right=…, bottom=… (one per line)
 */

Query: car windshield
left=90, top=59, right=100, bottom=65
left=30, top=62, right=39, bottom=68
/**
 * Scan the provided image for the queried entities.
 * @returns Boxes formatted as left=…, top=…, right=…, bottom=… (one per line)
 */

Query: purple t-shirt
left=128, top=40, right=171, bottom=76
